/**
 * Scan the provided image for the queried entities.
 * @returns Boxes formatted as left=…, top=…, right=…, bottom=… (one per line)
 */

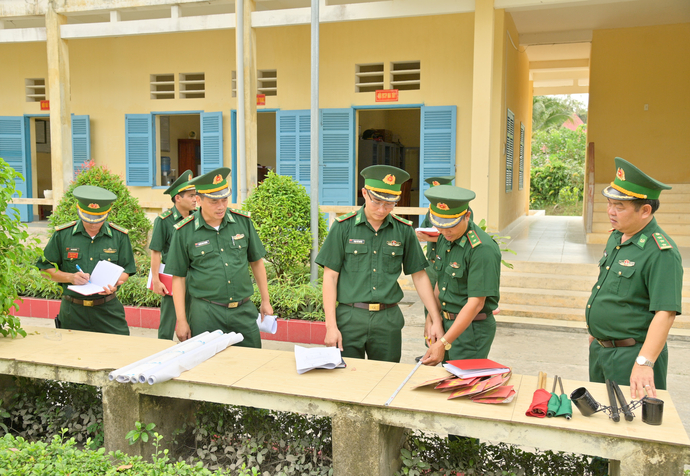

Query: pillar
left=45, top=4, right=72, bottom=201
left=241, top=0, right=258, bottom=194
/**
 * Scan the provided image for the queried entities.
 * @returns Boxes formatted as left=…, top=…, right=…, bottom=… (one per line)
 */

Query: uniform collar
left=614, top=216, right=657, bottom=249
left=171, top=205, right=182, bottom=221
left=451, top=219, right=476, bottom=248
left=356, top=204, right=392, bottom=230
left=73, top=220, right=111, bottom=238
left=194, top=208, right=232, bottom=231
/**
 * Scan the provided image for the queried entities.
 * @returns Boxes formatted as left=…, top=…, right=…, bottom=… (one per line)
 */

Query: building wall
left=589, top=23, right=690, bottom=184
left=0, top=42, right=48, bottom=115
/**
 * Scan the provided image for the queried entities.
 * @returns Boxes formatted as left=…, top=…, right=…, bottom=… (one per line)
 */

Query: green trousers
left=188, top=297, right=261, bottom=348
left=158, top=294, right=176, bottom=340
left=589, top=340, right=668, bottom=390
left=442, top=315, right=496, bottom=361
left=336, top=303, right=405, bottom=363
left=58, top=297, right=129, bottom=336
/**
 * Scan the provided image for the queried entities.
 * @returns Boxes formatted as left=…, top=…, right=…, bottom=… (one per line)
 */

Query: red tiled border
left=14, top=297, right=326, bottom=344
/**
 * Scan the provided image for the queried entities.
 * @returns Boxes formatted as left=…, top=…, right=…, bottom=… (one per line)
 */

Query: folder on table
left=443, top=358, right=510, bottom=379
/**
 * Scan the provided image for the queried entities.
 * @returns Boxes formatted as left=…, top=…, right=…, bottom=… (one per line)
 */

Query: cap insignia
left=432, top=181, right=440, bottom=186
left=88, top=203, right=100, bottom=209
left=616, top=167, right=626, bottom=181
left=213, top=174, right=223, bottom=185
left=437, top=202, right=450, bottom=211
left=383, top=174, right=396, bottom=185
left=618, top=259, right=635, bottom=267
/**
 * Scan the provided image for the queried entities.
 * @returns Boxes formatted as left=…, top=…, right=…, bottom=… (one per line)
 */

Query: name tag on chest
left=195, top=240, right=211, bottom=247
left=349, top=239, right=365, bottom=244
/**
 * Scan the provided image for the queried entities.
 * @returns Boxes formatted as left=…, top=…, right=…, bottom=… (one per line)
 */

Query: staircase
left=499, top=261, right=690, bottom=329
left=587, top=183, right=690, bottom=246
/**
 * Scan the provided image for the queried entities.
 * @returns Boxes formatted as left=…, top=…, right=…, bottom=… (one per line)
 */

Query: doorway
left=155, top=114, right=201, bottom=187
left=32, top=117, right=52, bottom=220
left=257, top=111, right=276, bottom=183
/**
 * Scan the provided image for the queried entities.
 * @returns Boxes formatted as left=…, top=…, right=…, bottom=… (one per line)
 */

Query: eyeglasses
left=369, top=198, right=396, bottom=210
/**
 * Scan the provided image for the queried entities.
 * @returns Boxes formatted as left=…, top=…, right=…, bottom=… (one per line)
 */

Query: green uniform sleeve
left=466, top=242, right=501, bottom=298
left=149, top=216, right=166, bottom=252
left=165, top=228, right=190, bottom=277
left=315, top=221, right=346, bottom=272
left=401, top=225, right=428, bottom=275
left=246, top=218, right=266, bottom=263
left=118, top=234, right=137, bottom=276
left=647, top=249, right=684, bottom=314
left=37, top=232, right=62, bottom=270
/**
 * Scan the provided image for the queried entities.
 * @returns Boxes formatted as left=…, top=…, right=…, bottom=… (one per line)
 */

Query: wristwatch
left=636, top=355, right=654, bottom=368
left=440, top=337, right=452, bottom=351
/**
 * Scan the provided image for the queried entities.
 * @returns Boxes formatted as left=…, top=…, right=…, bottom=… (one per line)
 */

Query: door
left=276, top=110, right=311, bottom=194
left=419, top=106, right=457, bottom=208
left=320, top=108, right=354, bottom=205
left=0, top=116, right=31, bottom=221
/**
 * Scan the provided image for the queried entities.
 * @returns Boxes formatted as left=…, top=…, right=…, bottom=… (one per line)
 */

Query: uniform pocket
left=191, top=243, right=217, bottom=264
left=443, top=265, right=465, bottom=294
left=383, top=243, right=404, bottom=273
left=100, top=252, right=119, bottom=263
left=608, top=262, right=636, bottom=295
left=344, top=243, right=368, bottom=272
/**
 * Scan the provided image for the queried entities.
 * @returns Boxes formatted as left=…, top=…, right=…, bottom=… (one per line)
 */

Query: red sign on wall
left=257, top=94, right=266, bottom=106
left=40, top=100, right=50, bottom=110
left=375, top=90, right=399, bottom=102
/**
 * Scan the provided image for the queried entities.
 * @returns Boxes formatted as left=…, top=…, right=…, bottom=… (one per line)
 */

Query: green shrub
left=0, top=157, right=42, bottom=338
left=243, top=171, right=328, bottom=279
left=48, top=160, right=152, bottom=256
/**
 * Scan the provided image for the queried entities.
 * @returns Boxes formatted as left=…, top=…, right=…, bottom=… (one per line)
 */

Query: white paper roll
left=257, top=314, right=278, bottom=334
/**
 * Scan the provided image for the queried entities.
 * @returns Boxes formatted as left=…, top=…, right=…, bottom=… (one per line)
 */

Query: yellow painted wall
left=589, top=23, right=690, bottom=184
left=0, top=42, right=48, bottom=116
left=496, top=12, right=533, bottom=230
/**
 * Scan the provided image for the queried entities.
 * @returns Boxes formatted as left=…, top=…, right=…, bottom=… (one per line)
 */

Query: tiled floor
left=499, top=214, right=690, bottom=266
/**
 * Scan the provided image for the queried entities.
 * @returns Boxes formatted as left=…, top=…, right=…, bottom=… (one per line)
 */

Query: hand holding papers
left=257, top=313, right=278, bottom=334
left=147, top=264, right=173, bottom=296
left=68, top=260, right=124, bottom=295
left=295, top=345, right=346, bottom=374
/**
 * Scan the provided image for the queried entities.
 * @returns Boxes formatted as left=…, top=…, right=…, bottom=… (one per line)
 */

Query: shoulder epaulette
left=230, top=208, right=251, bottom=218
left=391, top=213, right=412, bottom=226
left=109, top=223, right=129, bottom=234
left=653, top=232, right=673, bottom=250
left=467, top=230, right=482, bottom=248
left=55, top=220, right=77, bottom=231
left=174, top=215, right=194, bottom=230
left=336, top=211, right=357, bottom=222
left=159, top=210, right=172, bottom=220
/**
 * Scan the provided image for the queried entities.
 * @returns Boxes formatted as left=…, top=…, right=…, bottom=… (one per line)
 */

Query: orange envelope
left=435, top=376, right=480, bottom=391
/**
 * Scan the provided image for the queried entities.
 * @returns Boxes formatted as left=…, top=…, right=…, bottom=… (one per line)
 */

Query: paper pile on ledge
left=109, top=330, right=243, bottom=385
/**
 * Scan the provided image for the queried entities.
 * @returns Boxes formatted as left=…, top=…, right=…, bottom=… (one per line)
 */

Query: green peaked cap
left=361, top=165, right=410, bottom=202
left=424, top=185, right=475, bottom=229
left=188, top=167, right=231, bottom=199
left=602, top=157, right=671, bottom=201
left=73, top=185, right=116, bottom=214
left=165, top=169, right=195, bottom=197
left=424, top=176, right=455, bottom=187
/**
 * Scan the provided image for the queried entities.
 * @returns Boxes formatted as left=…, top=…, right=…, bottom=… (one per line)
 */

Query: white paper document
left=415, top=227, right=439, bottom=236
left=67, top=260, right=125, bottom=295
left=294, top=345, right=346, bottom=374
left=257, top=313, right=278, bottom=334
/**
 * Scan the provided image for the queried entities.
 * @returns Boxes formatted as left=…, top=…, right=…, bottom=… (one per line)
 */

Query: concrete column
left=241, top=0, right=258, bottom=194
left=332, top=405, right=406, bottom=476
left=469, top=0, right=495, bottom=228
left=616, top=443, right=690, bottom=476
left=102, top=382, right=194, bottom=459
left=0, top=375, right=15, bottom=404
left=45, top=4, right=73, bottom=201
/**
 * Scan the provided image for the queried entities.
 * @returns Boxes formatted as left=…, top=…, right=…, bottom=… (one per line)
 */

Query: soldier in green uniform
left=149, top=170, right=196, bottom=340
left=416, top=176, right=455, bottom=349
left=316, top=165, right=443, bottom=363
left=420, top=185, right=501, bottom=366
left=37, top=185, right=136, bottom=335
left=165, top=167, right=272, bottom=346
left=586, top=157, right=683, bottom=399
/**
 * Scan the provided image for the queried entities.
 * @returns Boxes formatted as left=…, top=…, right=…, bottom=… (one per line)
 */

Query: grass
left=536, top=200, right=584, bottom=217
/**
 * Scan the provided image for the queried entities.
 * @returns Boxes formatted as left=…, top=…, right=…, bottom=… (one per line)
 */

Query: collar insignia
left=88, top=203, right=100, bottom=209
left=619, top=260, right=635, bottom=267
left=437, top=202, right=449, bottom=211
left=387, top=240, right=401, bottom=247
left=450, top=262, right=459, bottom=268
left=213, top=174, right=223, bottom=184
left=383, top=174, right=396, bottom=185
left=616, top=167, right=626, bottom=181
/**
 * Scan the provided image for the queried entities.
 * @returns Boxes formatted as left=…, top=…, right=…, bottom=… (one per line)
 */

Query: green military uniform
left=586, top=158, right=683, bottom=389
left=164, top=168, right=266, bottom=348
left=37, top=186, right=136, bottom=335
left=425, top=185, right=501, bottom=361
left=316, top=165, right=428, bottom=362
left=149, top=170, right=195, bottom=340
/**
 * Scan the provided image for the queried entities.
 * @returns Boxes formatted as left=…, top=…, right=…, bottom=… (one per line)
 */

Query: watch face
left=636, top=356, right=645, bottom=365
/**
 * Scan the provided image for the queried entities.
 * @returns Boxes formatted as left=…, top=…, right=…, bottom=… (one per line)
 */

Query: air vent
left=390, top=61, right=420, bottom=91
left=25, top=78, right=46, bottom=102
left=355, top=63, right=384, bottom=93
left=150, top=74, right=175, bottom=100
left=258, top=70, right=277, bottom=96
left=179, top=72, right=205, bottom=99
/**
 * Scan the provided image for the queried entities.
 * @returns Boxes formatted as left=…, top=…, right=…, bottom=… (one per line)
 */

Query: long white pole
left=236, top=0, right=247, bottom=202
left=309, top=0, right=320, bottom=283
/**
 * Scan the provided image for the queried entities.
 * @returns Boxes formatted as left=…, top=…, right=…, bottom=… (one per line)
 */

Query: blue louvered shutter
left=320, top=108, right=354, bottom=205
left=276, top=110, right=311, bottom=193
left=506, top=109, right=515, bottom=193
left=419, top=106, right=457, bottom=208
left=72, top=115, right=90, bottom=178
left=125, top=114, right=154, bottom=186
left=201, top=112, right=223, bottom=174
left=0, top=116, right=30, bottom=221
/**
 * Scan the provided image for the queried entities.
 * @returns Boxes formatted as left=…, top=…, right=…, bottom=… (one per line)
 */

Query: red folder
left=446, top=359, right=509, bottom=371
left=147, top=270, right=173, bottom=296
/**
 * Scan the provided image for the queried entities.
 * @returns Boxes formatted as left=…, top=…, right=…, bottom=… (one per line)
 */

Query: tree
left=532, top=95, right=587, bottom=135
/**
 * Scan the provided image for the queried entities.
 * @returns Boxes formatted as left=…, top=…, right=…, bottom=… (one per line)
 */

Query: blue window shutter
left=201, top=112, right=223, bottom=175
left=506, top=109, right=515, bottom=193
left=320, top=108, right=354, bottom=205
left=0, top=116, right=30, bottom=221
left=125, top=114, right=153, bottom=186
left=72, top=115, right=90, bottom=178
left=419, top=106, right=457, bottom=208
left=276, top=110, right=311, bottom=193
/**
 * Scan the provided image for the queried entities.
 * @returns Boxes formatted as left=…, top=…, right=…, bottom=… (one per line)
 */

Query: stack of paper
left=415, top=227, right=439, bottom=237
left=411, top=368, right=515, bottom=404
left=443, top=358, right=510, bottom=379
left=294, top=345, right=346, bottom=374
left=67, top=260, right=124, bottom=296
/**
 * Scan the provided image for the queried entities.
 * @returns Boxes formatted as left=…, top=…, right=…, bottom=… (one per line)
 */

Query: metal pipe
left=309, top=0, right=320, bottom=283
left=236, top=0, right=246, bottom=202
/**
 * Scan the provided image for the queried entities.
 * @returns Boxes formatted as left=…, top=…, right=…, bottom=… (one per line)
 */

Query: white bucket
left=43, top=190, right=53, bottom=199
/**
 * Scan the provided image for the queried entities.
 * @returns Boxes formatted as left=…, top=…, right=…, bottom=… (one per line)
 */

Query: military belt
left=342, top=302, right=398, bottom=312
left=443, top=311, right=487, bottom=322
left=201, top=296, right=251, bottom=309
left=596, top=338, right=637, bottom=348
left=63, top=294, right=117, bottom=307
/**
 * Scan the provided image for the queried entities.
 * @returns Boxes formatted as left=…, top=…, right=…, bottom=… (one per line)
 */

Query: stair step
left=501, top=287, right=589, bottom=308
left=501, top=273, right=596, bottom=292
left=592, top=222, right=690, bottom=234
left=587, top=232, right=690, bottom=247
left=593, top=212, right=690, bottom=225
left=501, top=261, right=599, bottom=276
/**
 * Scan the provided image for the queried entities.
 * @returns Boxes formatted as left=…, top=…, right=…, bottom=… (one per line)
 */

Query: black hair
left=632, top=198, right=659, bottom=214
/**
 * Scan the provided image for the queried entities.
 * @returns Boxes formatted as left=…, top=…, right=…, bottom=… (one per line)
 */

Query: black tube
left=612, top=381, right=634, bottom=422
left=606, top=379, right=620, bottom=422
